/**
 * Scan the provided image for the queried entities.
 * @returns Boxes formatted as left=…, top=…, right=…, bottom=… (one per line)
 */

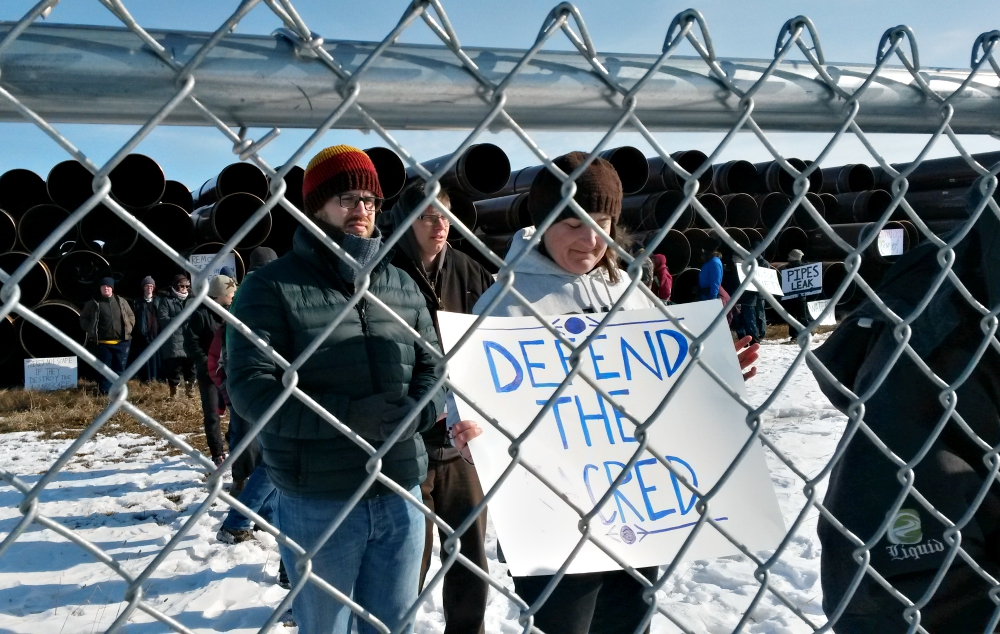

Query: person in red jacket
left=651, top=253, right=672, bottom=302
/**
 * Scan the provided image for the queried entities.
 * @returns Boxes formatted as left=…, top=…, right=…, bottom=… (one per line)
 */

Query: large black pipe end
left=20, top=301, right=84, bottom=359
left=0, top=169, right=51, bottom=218
left=0, top=316, right=19, bottom=365
left=693, top=194, right=726, bottom=229
left=461, top=144, right=511, bottom=197
left=19, top=204, right=76, bottom=260
left=653, top=191, right=694, bottom=231
left=47, top=159, right=94, bottom=212
left=672, top=268, right=702, bottom=304
left=54, top=250, right=112, bottom=304
left=197, top=163, right=269, bottom=209
left=201, top=192, right=272, bottom=249
left=109, top=154, right=165, bottom=210
left=838, top=164, right=875, bottom=193
left=642, top=229, right=691, bottom=274
left=721, top=193, right=759, bottom=228
left=599, top=146, right=649, bottom=195
left=364, top=147, right=407, bottom=200
left=776, top=227, right=809, bottom=262
left=474, top=193, right=531, bottom=235
left=142, top=203, right=196, bottom=251
left=860, top=189, right=894, bottom=222
left=793, top=192, right=827, bottom=231
left=160, top=180, right=193, bottom=213
left=0, top=210, right=16, bottom=254
left=0, top=252, right=51, bottom=308
left=664, top=150, right=713, bottom=192
left=821, top=261, right=857, bottom=305
left=279, top=165, right=305, bottom=211
left=713, top=160, right=759, bottom=195
left=757, top=193, right=792, bottom=230
left=79, top=204, right=138, bottom=257
left=446, top=191, right=477, bottom=242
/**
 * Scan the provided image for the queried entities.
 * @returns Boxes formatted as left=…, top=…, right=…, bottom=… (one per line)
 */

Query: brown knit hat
left=302, top=145, right=383, bottom=215
left=527, top=152, right=622, bottom=228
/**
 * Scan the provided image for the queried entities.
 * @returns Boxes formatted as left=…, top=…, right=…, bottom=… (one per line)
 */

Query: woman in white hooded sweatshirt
left=452, top=153, right=759, bottom=634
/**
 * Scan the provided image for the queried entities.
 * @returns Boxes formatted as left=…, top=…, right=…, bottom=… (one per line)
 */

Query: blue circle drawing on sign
left=565, top=317, right=587, bottom=334
left=620, top=525, right=636, bottom=544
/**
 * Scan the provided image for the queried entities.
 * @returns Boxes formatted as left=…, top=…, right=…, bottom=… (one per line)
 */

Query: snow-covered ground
left=0, top=339, right=846, bottom=633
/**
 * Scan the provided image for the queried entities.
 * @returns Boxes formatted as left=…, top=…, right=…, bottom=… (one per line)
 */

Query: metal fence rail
left=0, top=1, right=998, bottom=633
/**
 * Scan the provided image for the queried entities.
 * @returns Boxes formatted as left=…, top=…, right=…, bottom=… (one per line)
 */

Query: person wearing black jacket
left=158, top=274, right=196, bottom=399
left=79, top=276, right=135, bottom=394
left=185, top=274, right=237, bottom=466
left=390, top=180, right=494, bottom=634
left=129, top=276, right=160, bottom=382
left=807, top=179, right=1000, bottom=633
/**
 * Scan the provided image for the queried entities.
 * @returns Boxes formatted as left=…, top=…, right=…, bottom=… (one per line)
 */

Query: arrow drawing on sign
left=633, top=517, right=729, bottom=543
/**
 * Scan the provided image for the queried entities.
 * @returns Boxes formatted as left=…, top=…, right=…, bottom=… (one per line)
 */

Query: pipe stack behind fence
left=0, top=146, right=990, bottom=383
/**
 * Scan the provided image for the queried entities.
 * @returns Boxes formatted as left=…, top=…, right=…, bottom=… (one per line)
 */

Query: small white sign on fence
left=189, top=252, right=237, bottom=277
left=781, top=262, right=824, bottom=299
left=878, top=228, right=905, bottom=256
left=736, top=265, right=784, bottom=296
left=24, top=356, right=78, bottom=391
left=807, top=299, right=837, bottom=327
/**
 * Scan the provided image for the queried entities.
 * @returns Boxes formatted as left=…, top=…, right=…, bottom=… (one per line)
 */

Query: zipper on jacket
left=356, top=298, right=380, bottom=392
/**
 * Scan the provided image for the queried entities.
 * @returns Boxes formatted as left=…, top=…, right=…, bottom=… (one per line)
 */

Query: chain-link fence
left=0, top=1, right=999, bottom=633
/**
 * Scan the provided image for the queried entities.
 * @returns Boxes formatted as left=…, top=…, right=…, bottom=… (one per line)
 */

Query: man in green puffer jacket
left=226, top=145, right=444, bottom=634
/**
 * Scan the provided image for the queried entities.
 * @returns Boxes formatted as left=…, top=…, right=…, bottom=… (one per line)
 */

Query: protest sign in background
left=781, top=262, right=823, bottom=299
left=189, top=252, right=236, bottom=277
left=24, top=356, right=78, bottom=391
left=737, top=265, right=784, bottom=296
left=439, top=303, right=785, bottom=576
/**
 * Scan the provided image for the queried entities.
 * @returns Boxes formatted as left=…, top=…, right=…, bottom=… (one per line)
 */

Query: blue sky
left=1, top=0, right=997, bottom=191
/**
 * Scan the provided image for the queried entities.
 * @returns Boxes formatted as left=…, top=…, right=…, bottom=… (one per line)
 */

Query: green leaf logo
left=888, top=508, right=922, bottom=545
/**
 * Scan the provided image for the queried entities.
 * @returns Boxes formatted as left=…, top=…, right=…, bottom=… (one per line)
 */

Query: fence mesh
left=0, top=1, right=999, bottom=633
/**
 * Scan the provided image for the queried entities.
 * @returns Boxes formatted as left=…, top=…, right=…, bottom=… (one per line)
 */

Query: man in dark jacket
left=807, top=180, right=1000, bottom=633
left=157, top=274, right=196, bottom=399
left=227, top=145, right=444, bottom=633
left=390, top=180, right=493, bottom=634
left=185, top=274, right=236, bottom=466
left=129, top=276, right=160, bottom=382
left=80, top=276, right=136, bottom=394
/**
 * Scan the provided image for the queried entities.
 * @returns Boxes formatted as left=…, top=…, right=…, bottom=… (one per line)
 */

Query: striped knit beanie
left=302, top=145, right=382, bottom=214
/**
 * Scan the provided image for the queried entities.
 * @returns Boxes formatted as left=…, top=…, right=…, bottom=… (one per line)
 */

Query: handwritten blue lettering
left=574, top=393, right=615, bottom=447
left=538, top=397, right=573, bottom=449
left=483, top=341, right=522, bottom=393
left=588, top=334, right=620, bottom=380
left=634, top=458, right=676, bottom=521
left=655, top=329, right=689, bottom=377
left=621, top=331, right=662, bottom=381
left=583, top=464, right=617, bottom=524
left=604, top=461, right=645, bottom=523
left=519, top=340, right=560, bottom=388
left=606, top=389, right=636, bottom=443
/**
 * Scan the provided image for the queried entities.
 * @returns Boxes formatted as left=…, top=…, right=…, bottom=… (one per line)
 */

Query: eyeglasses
left=417, top=213, right=450, bottom=227
left=338, top=194, right=383, bottom=212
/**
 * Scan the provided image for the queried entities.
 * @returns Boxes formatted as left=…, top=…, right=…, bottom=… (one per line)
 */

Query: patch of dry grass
left=765, top=323, right=837, bottom=340
left=0, top=380, right=224, bottom=457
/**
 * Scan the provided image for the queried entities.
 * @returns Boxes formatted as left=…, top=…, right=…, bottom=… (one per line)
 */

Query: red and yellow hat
left=302, top=145, right=382, bottom=214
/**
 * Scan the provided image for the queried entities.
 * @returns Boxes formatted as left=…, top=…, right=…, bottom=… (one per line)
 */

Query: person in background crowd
left=782, top=249, right=810, bottom=341
left=185, top=274, right=237, bottom=467
left=79, top=276, right=135, bottom=395
left=129, top=276, right=160, bottom=382
left=698, top=236, right=724, bottom=301
left=390, top=179, right=493, bottom=634
left=724, top=245, right=767, bottom=344
left=227, top=145, right=444, bottom=634
left=157, top=274, right=196, bottom=399
left=448, top=152, right=760, bottom=634
left=222, top=245, right=278, bottom=491
left=651, top=253, right=672, bottom=302
left=213, top=244, right=285, bottom=587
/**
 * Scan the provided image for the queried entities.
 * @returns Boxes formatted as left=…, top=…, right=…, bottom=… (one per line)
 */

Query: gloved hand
left=345, top=392, right=420, bottom=441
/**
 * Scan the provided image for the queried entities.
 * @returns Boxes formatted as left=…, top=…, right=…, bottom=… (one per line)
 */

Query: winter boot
left=169, top=383, right=179, bottom=400
left=216, top=526, right=254, bottom=544
left=278, top=560, right=290, bottom=589
left=185, top=381, right=196, bottom=399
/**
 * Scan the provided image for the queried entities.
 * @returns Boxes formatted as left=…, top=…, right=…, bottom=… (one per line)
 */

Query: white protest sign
left=439, top=303, right=785, bottom=576
left=24, top=356, right=78, bottom=391
left=807, top=299, right=837, bottom=326
left=737, top=264, right=784, bottom=296
left=878, top=228, right=905, bottom=256
left=189, top=252, right=237, bottom=277
left=781, top=262, right=823, bottom=299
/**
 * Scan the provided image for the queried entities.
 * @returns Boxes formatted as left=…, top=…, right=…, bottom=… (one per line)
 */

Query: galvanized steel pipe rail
left=1, top=21, right=999, bottom=133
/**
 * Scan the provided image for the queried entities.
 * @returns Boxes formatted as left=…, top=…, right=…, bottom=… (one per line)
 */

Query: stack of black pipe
left=0, top=147, right=409, bottom=384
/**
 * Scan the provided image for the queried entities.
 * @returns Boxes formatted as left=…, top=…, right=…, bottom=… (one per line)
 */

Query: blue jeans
left=276, top=486, right=425, bottom=634
left=222, top=464, right=276, bottom=531
left=94, top=341, right=130, bottom=394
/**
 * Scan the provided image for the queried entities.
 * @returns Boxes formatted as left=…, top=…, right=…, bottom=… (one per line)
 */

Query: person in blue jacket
left=697, top=235, right=724, bottom=300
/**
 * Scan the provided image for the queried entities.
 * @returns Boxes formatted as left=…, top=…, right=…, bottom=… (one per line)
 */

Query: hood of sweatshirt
left=472, top=227, right=654, bottom=317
